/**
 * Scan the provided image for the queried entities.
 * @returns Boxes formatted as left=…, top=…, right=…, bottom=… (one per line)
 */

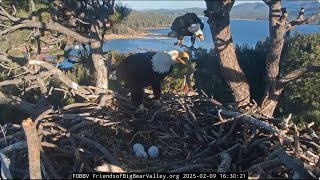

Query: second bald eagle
left=168, top=13, right=205, bottom=48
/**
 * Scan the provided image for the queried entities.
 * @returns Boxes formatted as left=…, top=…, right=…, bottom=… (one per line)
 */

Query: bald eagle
left=168, top=13, right=205, bottom=48
left=297, top=7, right=304, bottom=20
left=114, top=50, right=189, bottom=112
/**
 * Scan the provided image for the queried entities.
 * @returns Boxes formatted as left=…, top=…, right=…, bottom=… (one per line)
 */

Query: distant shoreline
left=201, top=16, right=268, bottom=21
left=104, top=19, right=267, bottom=41
left=105, top=33, right=147, bottom=40
left=143, top=26, right=171, bottom=30
left=231, top=18, right=267, bottom=21
left=104, top=24, right=173, bottom=40
left=105, top=33, right=171, bottom=40
left=104, top=19, right=317, bottom=41
left=105, top=30, right=170, bottom=41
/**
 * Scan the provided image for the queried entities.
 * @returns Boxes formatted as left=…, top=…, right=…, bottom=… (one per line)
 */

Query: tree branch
left=289, top=12, right=320, bottom=29
left=279, top=66, right=320, bottom=84
left=0, top=19, right=92, bottom=44
left=28, top=60, right=92, bottom=95
left=0, top=152, right=12, bottom=179
left=0, top=91, right=46, bottom=116
left=0, top=71, right=53, bottom=87
left=22, top=118, right=42, bottom=179
left=28, top=0, right=36, bottom=21
left=0, top=5, right=20, bottom=22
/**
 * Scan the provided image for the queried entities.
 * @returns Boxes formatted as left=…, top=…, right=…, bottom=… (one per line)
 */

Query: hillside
left=231, top=1, right=320, bottom=21
left=138, top=7, right=205, bottom=17
left=138, top=1, right=320, bottom=23
left=231, top=2, right=268, bottom=20
left=109, top=11, right=175, bottom=35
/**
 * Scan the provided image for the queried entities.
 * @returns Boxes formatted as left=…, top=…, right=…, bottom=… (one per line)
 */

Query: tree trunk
left=90, top=24, right=109, bottom=90
left=204, top=0, right=250, bottom=106
left=265, top=1, right=285, bottom=89
left=261, top=0, right=286, bottom=117
left=260, top=86, right=285, bottom=117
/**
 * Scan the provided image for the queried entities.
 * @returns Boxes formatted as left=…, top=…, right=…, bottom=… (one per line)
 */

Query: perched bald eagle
left=297, top=7, right=304, bottom=20
left=114, top=50, right=189, bottom=112
left=168, top=13, right=205, bottom=48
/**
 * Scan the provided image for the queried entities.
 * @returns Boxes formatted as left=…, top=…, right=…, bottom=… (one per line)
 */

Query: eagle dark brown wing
left=170, top=13, right=204, bottom=37
left=115, top=52, right=157, bottom=106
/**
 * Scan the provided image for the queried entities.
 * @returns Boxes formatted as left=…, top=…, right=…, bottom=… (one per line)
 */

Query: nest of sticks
left=0, top=92, right=319, bottom=179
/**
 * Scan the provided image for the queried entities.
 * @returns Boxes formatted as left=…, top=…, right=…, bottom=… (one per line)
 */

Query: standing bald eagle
left=114, top=50, right=189, bottom=112
left=168, top=13, right=205, bottom=48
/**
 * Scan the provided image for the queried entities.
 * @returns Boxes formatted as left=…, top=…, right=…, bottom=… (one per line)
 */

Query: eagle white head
left=188, top=23, right=205, bottom=41
left=151, top=50, right=189, bottom=74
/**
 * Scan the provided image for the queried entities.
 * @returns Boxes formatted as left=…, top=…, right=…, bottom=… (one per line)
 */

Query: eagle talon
left=174, top=40, right=184, bottom=47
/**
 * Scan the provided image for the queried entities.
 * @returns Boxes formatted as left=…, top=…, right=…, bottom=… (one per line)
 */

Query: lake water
left=63, top=18, right=319, bottom=67
left=102, top=18, right=320, bottom=53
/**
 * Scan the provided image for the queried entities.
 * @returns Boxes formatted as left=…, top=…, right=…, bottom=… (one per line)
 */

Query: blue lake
left=63, top=18, right=320, bottom=67
left=102, top=18, right=320, bottom=53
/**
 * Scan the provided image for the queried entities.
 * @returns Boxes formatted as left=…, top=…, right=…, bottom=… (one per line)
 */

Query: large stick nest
left=0, top=91, right=319, bottom=179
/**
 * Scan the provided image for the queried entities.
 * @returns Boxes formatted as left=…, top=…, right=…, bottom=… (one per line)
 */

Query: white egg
left=132, top=143, right=145, bottom=153
left=148, top=146, right=159, bottom=159
left=135, top=151, right=148, bottom=159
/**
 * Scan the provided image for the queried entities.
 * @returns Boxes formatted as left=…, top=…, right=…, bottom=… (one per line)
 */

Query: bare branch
left=0, top=71, right=53, bottom=87
left=0, top=141, right=27, bottom=154
left=0, top=20, right=92, bottom=44
left=0, top=91, right=46, bottom=116
left=0, top=5, right=20, bottom=22
left=217, top=153, right=232, bottom=173
left=29, top=0, right=36, bottom=20
left=0, top=23, right=31, bottom=36
left=28, top=60, right=91, bottom=95
left=76, top=18, right=90, bottom=25
left=72, top=134, right=122, bottom=168
left=276, top=149, right=314, bottom=179
left=279, top=66, right=320, bottom=84
left=22, top=118, right=42, bottom=179
left=11, top=5, right=16, bottom=16
left=94, top=163, right=125, bottom=173
left=289, top=12, right=320, bottom=29
left=0, top=152, right=12, bottom=179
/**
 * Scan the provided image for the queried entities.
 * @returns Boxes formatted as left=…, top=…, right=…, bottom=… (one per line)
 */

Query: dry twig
left=22, top=118, right=42, bottom=179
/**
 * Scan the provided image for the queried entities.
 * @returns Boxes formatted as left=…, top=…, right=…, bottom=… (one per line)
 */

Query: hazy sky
left=119, top=1, right=261, bottom=10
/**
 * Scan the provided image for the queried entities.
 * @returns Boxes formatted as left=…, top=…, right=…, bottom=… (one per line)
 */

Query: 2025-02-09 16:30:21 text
left=71, top=172, right=248, bottom=179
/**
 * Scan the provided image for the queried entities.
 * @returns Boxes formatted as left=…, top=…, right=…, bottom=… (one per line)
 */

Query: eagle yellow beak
left=198, top=34, right=205, bottom=41
left=176, top=51, right=189, bottom=65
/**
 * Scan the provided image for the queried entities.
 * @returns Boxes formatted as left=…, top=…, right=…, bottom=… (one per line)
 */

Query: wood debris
left=0, top=93, right=319, bottom=179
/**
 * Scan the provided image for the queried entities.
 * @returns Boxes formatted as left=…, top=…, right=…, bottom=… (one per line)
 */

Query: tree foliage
left=110, top=11, right=174, bottom=35
left=278, top=32, right=320, bottom=127
left=203, top=0, right=320, bottom=117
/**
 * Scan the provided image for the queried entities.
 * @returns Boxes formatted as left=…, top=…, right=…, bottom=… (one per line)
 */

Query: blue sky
left=119, top=1, right=261, bottom=10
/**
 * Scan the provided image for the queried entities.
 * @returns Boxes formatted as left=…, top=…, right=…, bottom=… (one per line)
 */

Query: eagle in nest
left=168, top=13, right=205, bottom=48
left=112, top=50, right=189, bottom=112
